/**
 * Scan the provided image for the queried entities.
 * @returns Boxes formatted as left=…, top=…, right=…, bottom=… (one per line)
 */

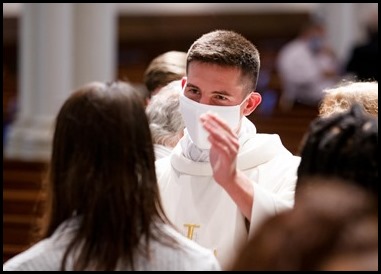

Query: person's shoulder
left=3, top=239, right=54, bottom=271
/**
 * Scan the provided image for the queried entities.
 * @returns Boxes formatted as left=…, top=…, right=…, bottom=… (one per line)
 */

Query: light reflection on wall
left=3, top=3, right=320, bottom=17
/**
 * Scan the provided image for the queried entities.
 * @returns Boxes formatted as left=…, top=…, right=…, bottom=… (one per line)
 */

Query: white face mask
left=179, top=90, right=250, bottom=150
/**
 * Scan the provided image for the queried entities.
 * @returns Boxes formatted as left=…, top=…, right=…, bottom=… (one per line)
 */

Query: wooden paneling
left=117, top=12, right=309, bottom=83
left=249, top=104, right=319, bottom=155
left=3, top=159, right=47, bottom=264
left=118, top=12, right=308, bottom=42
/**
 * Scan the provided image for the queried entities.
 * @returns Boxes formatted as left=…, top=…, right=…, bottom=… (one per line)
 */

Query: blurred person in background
left=146, top=80, right=185, bottom=159
left=345, top=11, right=378, bottom=82
left=143, top=50, right=187, bottom=104
left=277, top=18, right=340, bottom=111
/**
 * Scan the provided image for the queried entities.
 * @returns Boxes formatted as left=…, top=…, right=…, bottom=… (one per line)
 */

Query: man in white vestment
left=156, top=30, right=301, bottom=269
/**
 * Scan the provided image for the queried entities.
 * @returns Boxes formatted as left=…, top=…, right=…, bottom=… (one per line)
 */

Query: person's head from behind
left=319, top=81, right=378, bottom=118
left=180, top=29, right=262, bottom=149
left=144, top=50, right=187, bottom=98
left=146, top=80, right=185, bottom=149
left=297, top=103, right=378, bottom=198
left=43, top=81, right=172, bottom=270
left=295, top=177, right=378, bottom=271
left=231, top=177, right=377, bottom=271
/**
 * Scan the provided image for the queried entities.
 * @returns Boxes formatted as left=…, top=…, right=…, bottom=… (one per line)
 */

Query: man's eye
left=186, top=88, right=200, bottom=98
left=215, top=95, right=227, bottom=100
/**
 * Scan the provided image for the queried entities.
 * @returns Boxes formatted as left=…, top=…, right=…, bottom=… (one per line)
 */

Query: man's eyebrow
left=211, top=90, right=231, bottom=96
left=186, top=83, right=199, bottom=89
left=186, top=83, right=233, bottom=96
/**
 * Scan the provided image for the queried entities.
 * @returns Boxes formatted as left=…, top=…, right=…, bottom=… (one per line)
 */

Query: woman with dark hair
left=3, top=81, right=220, bottom=271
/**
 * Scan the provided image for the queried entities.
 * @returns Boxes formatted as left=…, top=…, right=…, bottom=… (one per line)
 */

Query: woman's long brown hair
left=41, top=81, right=176, bottom=270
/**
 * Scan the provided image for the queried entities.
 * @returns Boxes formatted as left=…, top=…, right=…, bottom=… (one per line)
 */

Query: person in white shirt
left=276, top=19, right=339, bottom=111
left=3, top=81, right=220, bottom=271
left=146, top=80, right=185, bottom=160
left=155, top=29, right=301, bottom=269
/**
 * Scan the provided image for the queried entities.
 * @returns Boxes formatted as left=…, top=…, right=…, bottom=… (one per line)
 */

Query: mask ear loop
left=181, top=77, right=187, bottom=92
left=234, top=92, right=254, bottom=134
left=240, top=92, right=253, bottom=107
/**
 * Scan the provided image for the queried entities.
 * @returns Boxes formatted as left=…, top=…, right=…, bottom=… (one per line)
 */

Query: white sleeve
left=248, top=157, right=299, bottom=238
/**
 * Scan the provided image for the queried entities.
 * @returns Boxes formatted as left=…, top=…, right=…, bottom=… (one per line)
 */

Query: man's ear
left=181, top=77, right=187, bottom=89
left=243, top=92, right=262, bottom=116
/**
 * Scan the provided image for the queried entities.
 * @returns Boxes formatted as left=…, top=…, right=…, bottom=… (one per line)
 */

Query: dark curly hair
left=297, top=103, right=378, bottom=197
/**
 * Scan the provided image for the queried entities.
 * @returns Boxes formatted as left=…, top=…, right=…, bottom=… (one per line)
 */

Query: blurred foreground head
left=231, top=177, right=377, bottom=271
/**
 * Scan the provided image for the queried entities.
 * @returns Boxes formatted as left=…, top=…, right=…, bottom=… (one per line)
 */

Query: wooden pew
left=3, top=159, right=47, bottom=263
left=249, top=104, right=318, bottom=155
